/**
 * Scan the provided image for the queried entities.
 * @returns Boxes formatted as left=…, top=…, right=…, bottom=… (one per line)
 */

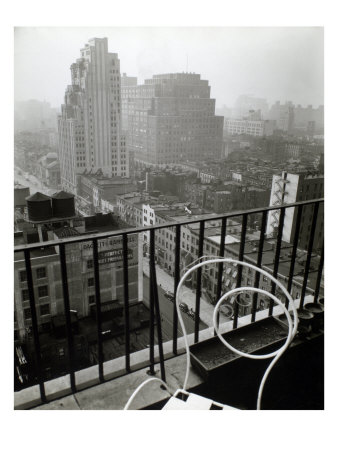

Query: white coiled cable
left=175, top=258, right=298, bottom=410
left=123, top=377, right=172, bottom=410
left=124, top=258, right=298, bottom=410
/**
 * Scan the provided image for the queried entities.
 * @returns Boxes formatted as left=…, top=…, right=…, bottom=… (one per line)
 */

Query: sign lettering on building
left=80, top=234, right=138, bottom=266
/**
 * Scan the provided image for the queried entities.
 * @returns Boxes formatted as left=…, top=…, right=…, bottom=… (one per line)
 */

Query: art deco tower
left=58, top=38, right=129, bottom=194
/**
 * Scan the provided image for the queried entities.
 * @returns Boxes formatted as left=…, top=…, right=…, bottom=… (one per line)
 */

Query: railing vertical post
left=24, top=249, right=46, bottom=403
left=148, top=231, right=155, bottom=374
left=194, top=221, right=205, bottom=343
left=300, top=202, right=319, bottom=309
left=269, top=207, right=285, bottom=316
left=215, top=218, right=227, bottom=334
left=122, top=234, right=130, bottom=372
left=286, top=204, right=303, bottom=309
left=314, top=241, right=324, bottom=304
left=251, top=210, right=267, bottom=322
left=59, top=243, right=76, bottom=393
left=233, top=214, right=247, bottom=329
left=150, top=229, right=166, bottom=381
left=93, top=238, right=104, bottom=383
left=173, top=224, right=181, bottom=354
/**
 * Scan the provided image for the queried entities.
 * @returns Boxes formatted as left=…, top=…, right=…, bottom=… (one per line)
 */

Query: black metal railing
left=14, top=198, right=324, bottom=404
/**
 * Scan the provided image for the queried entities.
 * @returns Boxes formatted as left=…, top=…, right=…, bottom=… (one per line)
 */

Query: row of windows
left=21, top=276, right=98, bottom=303
left=21, top=285, right=48, bottom=301
left=20, top=267, right=46, bottom=282
left=23, top=303, right=50, bottom=319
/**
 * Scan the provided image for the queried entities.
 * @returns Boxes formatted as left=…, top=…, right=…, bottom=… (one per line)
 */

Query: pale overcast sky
left=14, top=27, right=324, bottom=109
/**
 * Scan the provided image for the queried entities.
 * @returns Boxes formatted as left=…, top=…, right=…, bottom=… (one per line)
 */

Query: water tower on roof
left=26, top=192, right=52, bottom=222
left=51, top=191, right=76, bottom=218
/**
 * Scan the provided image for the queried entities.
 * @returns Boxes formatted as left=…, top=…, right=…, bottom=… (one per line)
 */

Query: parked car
left=179, top=302, right=189, bottom=313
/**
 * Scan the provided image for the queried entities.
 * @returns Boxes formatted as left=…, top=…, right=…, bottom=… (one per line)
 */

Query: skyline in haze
left=14, top=27, right=324, bottom=109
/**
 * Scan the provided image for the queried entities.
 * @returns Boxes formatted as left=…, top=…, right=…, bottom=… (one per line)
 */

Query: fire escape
left=270, top=176, right=289, bottom=231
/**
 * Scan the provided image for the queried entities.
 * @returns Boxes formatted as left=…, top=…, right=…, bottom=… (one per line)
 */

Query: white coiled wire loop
left=175, top=258, right=298, bottom=410
left=124, top=258, right=298, bottom=410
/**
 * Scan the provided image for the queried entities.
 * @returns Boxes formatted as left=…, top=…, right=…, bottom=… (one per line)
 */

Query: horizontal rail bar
left=14, top=199, right=324, bottom=253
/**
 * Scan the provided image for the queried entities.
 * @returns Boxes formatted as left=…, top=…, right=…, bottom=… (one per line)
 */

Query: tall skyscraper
left=58, top=38, right=129, bottom=194
left=122, top=73, right=224, bottom=166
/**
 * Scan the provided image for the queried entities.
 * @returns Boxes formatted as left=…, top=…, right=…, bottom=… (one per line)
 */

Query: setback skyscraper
left=122, top=73, right=224, bottom=166
left=58, top=38, right=129, bottom=194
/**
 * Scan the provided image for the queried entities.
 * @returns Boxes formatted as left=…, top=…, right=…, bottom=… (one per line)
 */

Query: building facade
left=14, top=213, right=139, bottom=342
left=267, top=171, right=324, bottom=251
left=224, top=118, right=276, bottom=137
left=123, top=73, right=224, bottom=165
left=58, top=38, right=129, bottom=194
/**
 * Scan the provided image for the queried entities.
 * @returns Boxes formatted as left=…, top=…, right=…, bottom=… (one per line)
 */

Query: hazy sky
left=14, top=27, right=324, bottom=109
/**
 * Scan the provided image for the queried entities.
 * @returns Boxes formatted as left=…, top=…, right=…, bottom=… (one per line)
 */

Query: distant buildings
left=233, top=95, right=269, bottom=119
left=224, top=118, right=276, bottom=137
left=268, top=101, right=295, bottom=133
left=58, top=37, right=129, bottom=194
left=36, top=152, right=60, bottom=189
left=123, top=73, right=224, bottom=166
left=14, top=100, right=58, bottom=133
left=77, top=172, right=135, bottom=215
left=294, top=104, right=324, bottom=132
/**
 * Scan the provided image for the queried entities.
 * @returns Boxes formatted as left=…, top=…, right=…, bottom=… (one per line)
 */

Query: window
left=39, top=304, right=50, bottom=316
left=21, top=289, right=30, bottom=302
left=19, top=271, right=27, bottom=282
left=88, top=278, right=95, bottom=287
left=38, top=285, right=48, bottom=298
left=87, top=259, right=93, bottom=269
left=36, top=267, right=46, bottom=279
left=24, top=308, right=31, bottom=320
left=88, top=295, right=96, bottom=304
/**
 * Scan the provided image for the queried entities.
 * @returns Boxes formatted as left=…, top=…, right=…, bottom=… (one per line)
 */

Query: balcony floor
left=30, top=329, right=323, bottom=410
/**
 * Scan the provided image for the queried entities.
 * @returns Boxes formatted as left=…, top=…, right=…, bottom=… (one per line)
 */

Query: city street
left=143, top=274, right=206, bottom=342
left=14, top=166, right=56, bottom=196
left=142, top=256, right=218, bottom=328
